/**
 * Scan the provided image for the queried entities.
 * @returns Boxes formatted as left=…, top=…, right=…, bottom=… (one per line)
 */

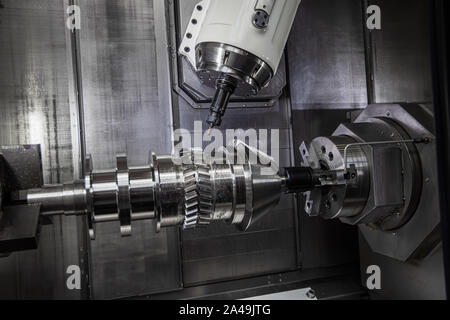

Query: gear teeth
left=183, top=152, right=213, bottom=229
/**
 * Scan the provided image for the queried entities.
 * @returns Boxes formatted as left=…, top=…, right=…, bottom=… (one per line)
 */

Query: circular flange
left=252, top=10, right=270, bottom=29
left=116, top=154, right=132, bottom=236
left=84, top=155, right=95, bottom=240
left=151, top=152, right=162, bottom=233
left=306, top=135, right=370, bottom=220
left=195, top=42, right=273, bottom=97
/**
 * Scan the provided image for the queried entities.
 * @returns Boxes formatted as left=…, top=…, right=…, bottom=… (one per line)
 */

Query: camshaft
left=19, top=151, right=284, bottom=239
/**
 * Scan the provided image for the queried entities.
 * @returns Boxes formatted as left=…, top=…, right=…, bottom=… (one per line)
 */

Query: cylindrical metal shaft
left=20, top=150, right=284, bottom=239
left=27, top=181, right=86, bottom=216
left=206, top=75, right=237, bottom=128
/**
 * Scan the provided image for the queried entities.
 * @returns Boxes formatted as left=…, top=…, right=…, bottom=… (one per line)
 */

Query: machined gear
left=182, top=152, right=213, bottom=229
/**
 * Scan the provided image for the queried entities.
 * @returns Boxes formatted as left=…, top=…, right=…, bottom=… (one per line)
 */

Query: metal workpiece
left=26, top=181, right=87, bottom=216
left=21, top=150, right=284, bottom=239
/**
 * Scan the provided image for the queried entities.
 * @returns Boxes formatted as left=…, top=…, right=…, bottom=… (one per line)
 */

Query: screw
left=306, top=289, right=316, bottom=299
left=423, top=137, right=432, bottom=144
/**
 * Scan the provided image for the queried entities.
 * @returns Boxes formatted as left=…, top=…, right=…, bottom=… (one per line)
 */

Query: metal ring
left=116, top=154, right=132, bottom=236
left=84, top=155, right=95, bottom=240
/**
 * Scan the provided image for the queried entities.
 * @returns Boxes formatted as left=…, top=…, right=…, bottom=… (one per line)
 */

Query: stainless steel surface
left=27, top=181, right=86, bottom=216
left=76, top=0, right=180, bottom=299
left=368, top=0, right=433, bottom=103
left=0, top=1, right=83, bottom=299
left=287, top=0, right=367, bottom=110
left=357, top=0, right=444, bottom=299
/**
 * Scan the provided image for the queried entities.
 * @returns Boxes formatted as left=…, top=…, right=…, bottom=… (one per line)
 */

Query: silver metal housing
left=195, top=42, right=274, bottom=97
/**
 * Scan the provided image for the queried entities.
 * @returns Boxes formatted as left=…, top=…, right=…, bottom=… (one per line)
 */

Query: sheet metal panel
left=291, top=109, right=360, bottom=269
left=77, top=0, right=181, bottom=299
left=369, top=0, right=433, bottom=103
left=359, top=233, right=446, bottom=299
left=287, top=0, right=367, bottom=110
left=0, top=0, right=82, bottom=299
left=359, top=0, right=444, bottom=299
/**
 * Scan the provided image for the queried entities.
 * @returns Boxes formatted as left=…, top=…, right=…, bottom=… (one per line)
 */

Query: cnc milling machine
left=0, top=0, right=448, bottom=300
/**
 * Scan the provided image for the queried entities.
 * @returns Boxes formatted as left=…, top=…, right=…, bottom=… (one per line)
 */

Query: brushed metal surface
left=359, top=233, right=446, bottom=299
left=368, top=0, right=433, bottom=103
left=0, top=0, right=83, bottom=299
left=287, top=0, right=368, bottom=110
left=76, top=0, right=181, bottom=299
left=285, top=0, right=368, bottom=271
left=358, top=0, right=444, bottom=299
left=291, top=109, right=360, bottom=269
